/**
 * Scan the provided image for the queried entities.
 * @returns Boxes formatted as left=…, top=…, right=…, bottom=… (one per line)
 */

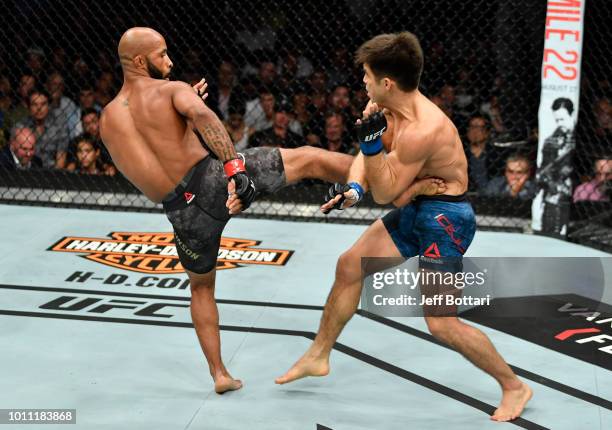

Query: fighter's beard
left=146, top=60, right=168, bottom=80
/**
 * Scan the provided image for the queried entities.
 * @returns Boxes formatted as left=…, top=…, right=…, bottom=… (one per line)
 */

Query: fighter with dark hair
left=277, top=32, right=532, bottom=422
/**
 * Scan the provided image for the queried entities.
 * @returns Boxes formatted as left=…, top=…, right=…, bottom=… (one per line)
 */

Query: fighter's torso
left=384, top=95, right=468, bottom=195
left=100, top=78, right=206, bottom=202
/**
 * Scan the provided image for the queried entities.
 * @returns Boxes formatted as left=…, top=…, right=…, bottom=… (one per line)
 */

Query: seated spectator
left=96, top=50, right=114, bottom=73
left=453, top=68, right=479, bottom=133
left=436, top=84, right=456, bottom=121
left=573, top=158, right=612, bottom=202
left=51, top=47, right=68, bottom=76
left=66, top=109, right=116, bottom=175
left=276, top=51, right=313, bottom=95
left=350, top=87, right=369, bottom=121
left=95, top=71, right=115, bottom=106
left=4, top=74, right=36, bottom=132
left=480, top=92, right=506, bottom=134
left=304, top=92, right=328, bottom=144
left=327, top=47, right=351, bottom=89
left=258, top=60, right=278, bottom=92
left=278, top=50, right=313, bottom=80
left=244, top=87, right=276, bottom=132
left=248, top=103, right=303, bottom=149
left=15, top=89, right=69, bottom=169
left=245, top=90, right=302, bottom=135
left=454, top=68, right=476, bottom=112
left=224, top=103, right=253, bottom=152
left=26, top=47, right=45, bottom=82
left=308, top=69, right=328, bottom=94
left=292, top=91, right=310, bottom=128
left=593, top=97, right=611, bottom=142
left=235, top=75, right=259, bottom=108
left=69, top=55, right=93, bottom=96
left=46, top=72, right=81, bottom=139
left=78, top=84, right=102, bottom=114
left=465, top=115, right=507, bottom=191
left=71, top=135, right=114, bottom=175
left=80, top=108, right=100, bottom=138
left=207, top=61, right=238, bottom=120
left=0, top=127, right=42, bottom=170
left=276, top=53, right=298, bottom=97
left=328, top=84, right=356, bottom=131
left=318, top=113, right=353, bottom=153
left=285, top=99, right=303, bottom=136
left=483, top=153, right=536, bottom=200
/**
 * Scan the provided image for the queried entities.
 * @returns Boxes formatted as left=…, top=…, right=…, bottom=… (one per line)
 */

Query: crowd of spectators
left=0, top=47, right=113, bottom=175
left=0, top=44, right=608, bottom=205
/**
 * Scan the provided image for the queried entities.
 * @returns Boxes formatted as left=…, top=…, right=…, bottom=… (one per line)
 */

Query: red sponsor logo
left=184, top=192, right=195, bottom=204
left=423, top=242, right=440, bottom=258
left=555, top=328, right=601, bottom=341
left=435, top=214, right=465, bottom=254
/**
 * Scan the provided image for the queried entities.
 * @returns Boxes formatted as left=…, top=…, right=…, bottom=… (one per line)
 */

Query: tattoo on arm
left=199, top=121, right=237, bottom=161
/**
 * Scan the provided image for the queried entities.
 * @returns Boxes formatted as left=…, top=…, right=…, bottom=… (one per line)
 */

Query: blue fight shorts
left=382, top=193, right=476, bottom=272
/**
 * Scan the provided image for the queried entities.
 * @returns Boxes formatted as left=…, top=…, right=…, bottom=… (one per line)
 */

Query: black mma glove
left=356, top=111, right=387, bottom=156
left=322, top=182, right=364, bottom=214
left=224, top=158, right=256, bottom=210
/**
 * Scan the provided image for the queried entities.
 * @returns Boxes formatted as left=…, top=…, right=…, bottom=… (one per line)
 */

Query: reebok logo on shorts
left=184, top=192, right=195, bottom=204
left=423, top=242, right=441, bottom=258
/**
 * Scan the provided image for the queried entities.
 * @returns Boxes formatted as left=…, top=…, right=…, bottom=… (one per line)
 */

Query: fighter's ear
left=383, top=77, right=393, bottom=90
left=133, top=54, right=146, bottom=68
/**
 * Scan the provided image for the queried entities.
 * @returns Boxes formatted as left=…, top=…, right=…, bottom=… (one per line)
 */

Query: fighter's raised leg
left=226, top=146, right=354, bottom=214
left=279, top=146, right=353, bottom=184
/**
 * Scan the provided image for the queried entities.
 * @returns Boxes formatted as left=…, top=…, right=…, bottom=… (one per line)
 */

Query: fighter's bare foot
left=275, top=354, right=329, bottom=385
left=490, top=382, right=532, bottom=421
left=214, top=374, right=243, bottom=394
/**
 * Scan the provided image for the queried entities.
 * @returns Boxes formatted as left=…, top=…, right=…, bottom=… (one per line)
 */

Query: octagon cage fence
left=0, top=0, right=610, bottom=252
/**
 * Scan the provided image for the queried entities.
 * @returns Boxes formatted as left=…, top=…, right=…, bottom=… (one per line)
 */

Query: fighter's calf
left=280, top=146, right=352, bottom=184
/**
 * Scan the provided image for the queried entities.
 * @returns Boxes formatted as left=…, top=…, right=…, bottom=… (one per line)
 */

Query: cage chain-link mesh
left=0, top=0, right=609, bottom=249
left=568, top=1, right=612, bottom=251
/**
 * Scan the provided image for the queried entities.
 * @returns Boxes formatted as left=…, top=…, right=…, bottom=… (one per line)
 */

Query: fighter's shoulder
left=99, top=99, right=125, bottom=140
left=397, top=118, right=441, bottom=145
left=100, top=98, right=119, bottom=123
left=160, top=80, right=192, bottom=95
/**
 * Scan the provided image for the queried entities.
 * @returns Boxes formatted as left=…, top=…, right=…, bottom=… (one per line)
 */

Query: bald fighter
left=100, top=27, right=355, bottom=394
left=276, top=32, right=532, bottom=422
left=101, top=28, right=445, bottom=395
